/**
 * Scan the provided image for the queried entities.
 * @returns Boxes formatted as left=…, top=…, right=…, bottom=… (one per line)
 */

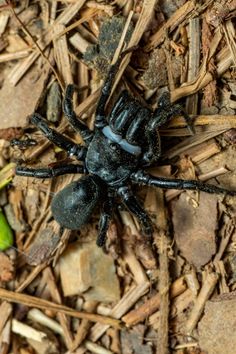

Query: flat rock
left=59, top=241, right=120, bottom=303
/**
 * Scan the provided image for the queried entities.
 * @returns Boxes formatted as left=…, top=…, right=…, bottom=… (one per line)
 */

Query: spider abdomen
left=51, top=175, right=103, bottom=230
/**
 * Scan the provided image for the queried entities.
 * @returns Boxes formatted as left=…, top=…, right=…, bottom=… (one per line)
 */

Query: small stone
left=59, top=242, right=120, bottom=302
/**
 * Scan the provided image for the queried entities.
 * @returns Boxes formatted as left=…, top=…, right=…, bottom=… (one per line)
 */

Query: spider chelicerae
left=16, top=50, right=235, bottom=247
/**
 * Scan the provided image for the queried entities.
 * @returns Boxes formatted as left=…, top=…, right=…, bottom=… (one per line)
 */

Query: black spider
left=16, top=51, right=235, bottom=247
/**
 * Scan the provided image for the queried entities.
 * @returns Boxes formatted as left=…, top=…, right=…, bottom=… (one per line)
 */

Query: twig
left=157, top=228, right=170, bottom=354
left=0, top=49, right=32, bottom=63
left=214, top=218, right=236, bottom=262
left=84, top=340, right=113, bottom=354
left=71, top=301, right=98, bottom=351
left=111, top=10, right=134, bottom=64
left=43, top=267, right=74, bottom=350
left=27, top=308, right=64, bottom=335
left=122, top=277, right=186, bottom=326
left=146, top=1, right=196, bottom=50
left=123, top=244, right=149, bottom=285
left=0, top=11, right=9, bottom=35
left=12, top=319, right=46, bottom=342
left=185, top=269, right=200, bottom=297
left=174, top=342, right=198, bottom=350
left=0, top=319, right=11, bottom=353
left=185, top=18, right=200, bottom=114
left=69, top=32, right=90, bottom=54
left=150, top=188, right=170, bottom=354
left=0, top=302, right=12, bottom=334
left=0, top=288, right=121, bottom=328
left=53, top=23, right=73, bottom=86
left=185, top=271, right=219, bottom=334
left=90, top=282, right=149, bottom=341
left=168, top=115, right=236, bottom=128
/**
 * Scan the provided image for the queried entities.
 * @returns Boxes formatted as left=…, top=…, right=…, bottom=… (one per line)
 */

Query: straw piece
left=185, top=271, right=219, bottom=334
left=89, top=282, right=149, bottom=341
left=53, top=23, right=73, bottom=86
left=146, top=1, right=195, bottom=50
left=122, top=277, right=186, bottom=326
left=0, top=288, right=121, bottom=328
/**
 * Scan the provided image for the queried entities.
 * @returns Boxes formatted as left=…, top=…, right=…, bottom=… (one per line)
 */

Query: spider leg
left=131, top=170, right=236, bottom=195
left=108, top=90, right=130, bottom=123
left=125, top=108, right=149, bottom=144
left=31, top=113, right=87, bottom=161
left=15, top=164, right=84, bottom=178
left=140, top=128, right=161, bottom=166
left=95, top=47, right=136, bottom=129
left=97, top=193, right=114, bottom=247
left=153, top=92, right=195, bottom=133
left=109, top=92, right=140, bottom=134
left=140, top=92, right=194, bottom=166
left=63, top=85, right=94, bottom=144
left=117, top=186, right=153, bottom=237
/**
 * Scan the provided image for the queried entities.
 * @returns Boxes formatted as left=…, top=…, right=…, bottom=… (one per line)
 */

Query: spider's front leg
left=141, top=92, right=195, bottom=166
left=63, top=85, right=94, bottom=144
left=154, top=92, right=195, bottom=134
left=30, top=113, right=87, bottom=161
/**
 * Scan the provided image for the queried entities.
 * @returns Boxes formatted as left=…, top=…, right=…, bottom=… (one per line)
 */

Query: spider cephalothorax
left=16, top=51, right=235, bottom=247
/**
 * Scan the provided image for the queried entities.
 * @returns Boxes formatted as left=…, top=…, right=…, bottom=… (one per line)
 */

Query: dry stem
left=185, top=271, right=219, bottom=334
left=0, top=288, right=121, bottom=328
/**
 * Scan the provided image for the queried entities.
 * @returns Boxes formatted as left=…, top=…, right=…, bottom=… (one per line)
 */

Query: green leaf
left=0, top=210, right=14, bottom=251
